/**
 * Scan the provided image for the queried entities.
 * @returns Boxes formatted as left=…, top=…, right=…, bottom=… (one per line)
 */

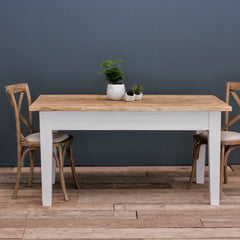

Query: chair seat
left=25, top=132, right=70, bottom=143
left=198, top=130, right=240, bottom=142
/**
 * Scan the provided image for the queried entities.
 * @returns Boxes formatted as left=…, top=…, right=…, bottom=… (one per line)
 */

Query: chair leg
left=58, top=146, right=69, bottom=201
left=187, top=139, right=198, bottom=189
left=68, top=144, right=80, bottom=189
left=224, top=163, right=228, bottom=184
left=223, top=145, right=239, bottom=185
left=12, top=149, right=22, bottom=199
left=223, top=145, right=228, bottom=184
left=28, top=150, right=36, bottom=187
left=13, top=148, right=32, bottom=198
left=52, top=147, right=57, bottom=185
left=220, top=145, right=225, bottom=197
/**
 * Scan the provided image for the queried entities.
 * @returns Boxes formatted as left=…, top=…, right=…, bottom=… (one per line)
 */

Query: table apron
left=40, top=111, right=211, bottom=131
left=39, top=110, right=221, bottom=206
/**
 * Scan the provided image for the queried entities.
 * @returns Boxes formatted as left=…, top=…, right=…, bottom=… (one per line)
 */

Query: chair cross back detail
left=223, top=82, right=240, bottom=131
left=5, top=83, right=80, bottom=200
left=5, top=83, right=37, bottom=143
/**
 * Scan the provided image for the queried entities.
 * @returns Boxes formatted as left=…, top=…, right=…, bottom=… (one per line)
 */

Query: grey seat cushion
left=25, top=132, right=69, bottom=143
left=198, top=130, right=240, bottom=142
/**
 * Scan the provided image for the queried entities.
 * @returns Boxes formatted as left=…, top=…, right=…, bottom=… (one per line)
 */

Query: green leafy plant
left=99, top=59, right=124, bottom=84
left=131, top=84, right=144, bottom=95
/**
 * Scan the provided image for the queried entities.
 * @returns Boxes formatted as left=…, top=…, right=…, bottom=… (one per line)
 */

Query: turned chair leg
left=187, top=139, right=198, bottom=189
left=58, top=146, right=69, bottom=201
left=68, top=144, right=80, bottom=189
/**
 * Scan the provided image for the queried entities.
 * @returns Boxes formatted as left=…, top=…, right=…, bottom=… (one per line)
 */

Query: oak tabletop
left=29, top=95, right=232, bottom=112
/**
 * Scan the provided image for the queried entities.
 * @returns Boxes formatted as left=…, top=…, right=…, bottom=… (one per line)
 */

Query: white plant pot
left=134, top=92, right=143, bottom=101
left=125, top=93, right=135, bottom=102
left=107, top=84, right=125, bottom=100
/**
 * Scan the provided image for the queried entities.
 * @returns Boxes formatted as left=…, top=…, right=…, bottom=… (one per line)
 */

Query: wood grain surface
left=0, top=166, right=239, bottom=239
left=29, top=95, right=232, bottom=112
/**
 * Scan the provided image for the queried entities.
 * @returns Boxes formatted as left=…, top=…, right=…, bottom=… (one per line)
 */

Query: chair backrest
left=5, top=83, right=34, bottom=145
left=223, top=82, right=240, bottom=131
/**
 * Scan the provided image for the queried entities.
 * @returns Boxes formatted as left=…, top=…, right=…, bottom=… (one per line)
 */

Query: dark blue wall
left=1, top=0, right=240, bottom=167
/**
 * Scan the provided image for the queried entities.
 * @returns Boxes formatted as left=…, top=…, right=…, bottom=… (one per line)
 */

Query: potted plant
left=99, top=59, right=125, bottom=100
left=125, top=90, right=135, bottom=102
left=131, top=84, right=144, bottom=100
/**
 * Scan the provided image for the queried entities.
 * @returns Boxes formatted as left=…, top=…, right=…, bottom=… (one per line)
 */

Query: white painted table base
left=40, top=111, right=221, bottom=206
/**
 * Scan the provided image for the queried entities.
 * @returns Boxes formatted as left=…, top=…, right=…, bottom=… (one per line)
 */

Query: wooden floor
left=0, top=166, right=240, bottom=239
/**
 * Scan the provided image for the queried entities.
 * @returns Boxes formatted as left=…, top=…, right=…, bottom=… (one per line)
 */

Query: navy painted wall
left=1, top=0, right=240, bottom=167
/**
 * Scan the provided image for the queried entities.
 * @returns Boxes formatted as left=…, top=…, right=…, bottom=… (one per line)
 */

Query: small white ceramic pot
left=125, top=93, right=135, bottom=102
left=107, top=83, right=125, bottom=100
left=134, top=92, right=143, bottom=100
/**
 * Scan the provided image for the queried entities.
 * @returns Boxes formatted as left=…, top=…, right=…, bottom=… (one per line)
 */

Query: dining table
left=29, top=94, right=232, bottom=206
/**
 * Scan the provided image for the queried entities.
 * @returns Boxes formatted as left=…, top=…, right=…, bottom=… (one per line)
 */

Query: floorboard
left=0, top=166, right=239, bottom=239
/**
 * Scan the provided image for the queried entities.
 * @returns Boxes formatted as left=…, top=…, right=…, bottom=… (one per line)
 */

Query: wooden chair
left=5, top=83, right=80, bottom=200
left=188, top=82, right=240, bottom=191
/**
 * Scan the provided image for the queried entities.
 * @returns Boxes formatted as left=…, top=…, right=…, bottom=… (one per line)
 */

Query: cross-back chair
left=188, top=82, right=240, bottom=192
left=5, top=83, right=80, bottom=200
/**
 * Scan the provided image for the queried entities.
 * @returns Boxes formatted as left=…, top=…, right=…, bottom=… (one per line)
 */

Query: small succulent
left=127, top=90, right=134, bottom=96
left=131, top=84, right=143, bottom=95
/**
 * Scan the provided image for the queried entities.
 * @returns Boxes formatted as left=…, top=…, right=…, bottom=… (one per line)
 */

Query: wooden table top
left=29, top=95, right=232, bottom=112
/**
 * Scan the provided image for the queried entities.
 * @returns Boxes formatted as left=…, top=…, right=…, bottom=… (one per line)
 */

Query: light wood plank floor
left=0, top=166, right=240, bottom=239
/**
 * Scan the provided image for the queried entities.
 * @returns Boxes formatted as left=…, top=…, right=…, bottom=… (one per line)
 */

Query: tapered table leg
left=208, top=112, right=221, bottom=205
left=40, top=112, right=53, bottom=206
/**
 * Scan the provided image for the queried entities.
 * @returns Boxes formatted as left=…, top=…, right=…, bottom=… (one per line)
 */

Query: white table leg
left=52, top=147, right=57, bottom=185
left=208, top=112, right=221, bottom=205
left=196, top=144, right=206, bottom=184
left=40, top=112, right=53, bottom=206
